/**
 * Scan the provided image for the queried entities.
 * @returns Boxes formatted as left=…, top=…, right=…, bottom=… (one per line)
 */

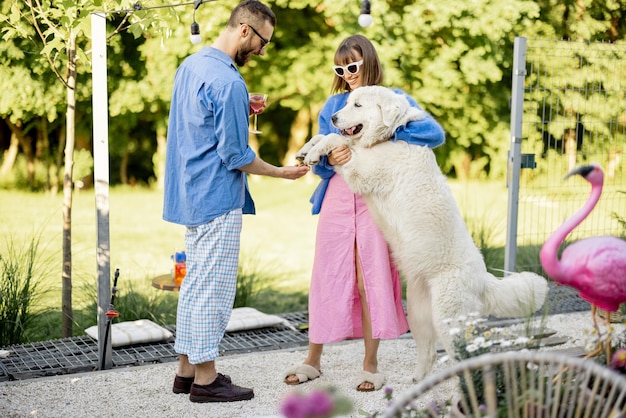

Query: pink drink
left=250, top=95, right=265, bottom=114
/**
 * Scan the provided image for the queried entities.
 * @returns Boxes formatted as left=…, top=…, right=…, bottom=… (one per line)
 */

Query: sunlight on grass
left=0, top=176, right=512, bottom=312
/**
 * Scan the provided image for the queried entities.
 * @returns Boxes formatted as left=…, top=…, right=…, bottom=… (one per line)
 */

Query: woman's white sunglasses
left=333, top=60, right=363, bottom=77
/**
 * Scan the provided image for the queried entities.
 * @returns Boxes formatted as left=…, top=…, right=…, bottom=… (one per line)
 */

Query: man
left=163, top=0, right=309, bottom=403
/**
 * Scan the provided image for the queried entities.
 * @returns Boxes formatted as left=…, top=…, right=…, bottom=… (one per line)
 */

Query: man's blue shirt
left=163, top=47, right=257, bottom=226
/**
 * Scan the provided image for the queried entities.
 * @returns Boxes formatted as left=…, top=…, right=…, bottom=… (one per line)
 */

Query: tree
left=2, top=0, right=178, bottom=336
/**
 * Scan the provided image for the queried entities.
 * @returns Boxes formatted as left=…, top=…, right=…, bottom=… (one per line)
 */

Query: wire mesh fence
left=507, top=38, right=626, bottom=274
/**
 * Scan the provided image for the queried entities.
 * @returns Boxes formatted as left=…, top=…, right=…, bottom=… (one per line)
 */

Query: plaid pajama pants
left=174, top=209, right=242, bottom=364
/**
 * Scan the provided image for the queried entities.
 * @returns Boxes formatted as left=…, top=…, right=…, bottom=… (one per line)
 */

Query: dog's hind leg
left=406, top=279, right=438, bottom=382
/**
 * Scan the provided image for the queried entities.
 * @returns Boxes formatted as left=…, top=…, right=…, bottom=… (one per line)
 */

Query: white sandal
left=356, top=370, right=385, bottom=392
left=283, top=364, right=321, bottom=385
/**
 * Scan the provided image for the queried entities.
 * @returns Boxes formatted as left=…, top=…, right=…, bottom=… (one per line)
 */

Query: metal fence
left=505, top=37, right=626, bottom=274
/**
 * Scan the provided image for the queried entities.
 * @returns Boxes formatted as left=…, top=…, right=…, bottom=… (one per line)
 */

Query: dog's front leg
left=295, top=135, right=323, bottom=163
left=303, top=133, right=348, bottom=165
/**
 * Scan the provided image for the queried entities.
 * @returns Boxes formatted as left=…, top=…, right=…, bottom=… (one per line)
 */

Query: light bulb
left=358, top=0, right=372, bottom=28
left=190, top=21, right=201, bottom=44
left=358, top=13, right=373, bottom=28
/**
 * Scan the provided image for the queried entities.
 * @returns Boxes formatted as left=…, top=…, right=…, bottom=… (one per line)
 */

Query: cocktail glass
left=249, top=93, right=267, bottom=134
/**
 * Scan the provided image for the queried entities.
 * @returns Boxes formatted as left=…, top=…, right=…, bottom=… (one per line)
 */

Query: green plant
left=611, top=191, right=626, bottom=237
left=234, top=257, right=269, bottom=308
left=447, top=314, right=540, bottom=414
left=234, top=255, right=295, bottom=310
left=464, top=214, right=504, bottom=276
left=581, top=320, right=626, bottom=376
left=361, top=386, right=451, bottom=417
left=0, top=237, right=51, bottom=346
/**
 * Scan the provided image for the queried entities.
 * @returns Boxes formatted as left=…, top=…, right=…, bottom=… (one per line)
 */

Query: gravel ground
left=0, top=311, right=620, bottom=418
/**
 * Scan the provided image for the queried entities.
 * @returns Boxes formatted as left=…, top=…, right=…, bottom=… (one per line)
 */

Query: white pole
left=91, top=12, right=112, bottom=370
left=504, top=37, right=527, bottom=275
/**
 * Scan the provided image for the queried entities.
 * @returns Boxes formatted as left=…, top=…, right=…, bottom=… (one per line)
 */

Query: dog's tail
left=481, top=272, right=548, bottom=318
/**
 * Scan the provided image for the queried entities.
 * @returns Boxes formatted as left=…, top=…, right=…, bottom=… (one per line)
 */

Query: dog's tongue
left=345, top=126, right=357, bottom=135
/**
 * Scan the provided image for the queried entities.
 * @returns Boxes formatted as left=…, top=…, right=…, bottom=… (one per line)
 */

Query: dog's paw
left=303, top=152, right=321, bottom=166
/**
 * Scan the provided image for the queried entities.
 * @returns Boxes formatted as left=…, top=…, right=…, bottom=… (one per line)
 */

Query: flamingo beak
left=564, top=164, right=595, bottom=180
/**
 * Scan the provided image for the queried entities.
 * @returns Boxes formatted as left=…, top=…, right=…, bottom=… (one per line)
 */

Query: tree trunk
left=154, top=121, right=166, bottom=190
left=4, top=119, right=35, bottom=187
left=564, top=128, right=578, bottom=173
left=284, top=107, right=312, bottom=166
left=51, top=125, right=66, bottom=196
left=0, top=129, right=19, bottom=177
left=120, top=147, right=129, bottom=184
left=37, top=118, right=51, bottom=192
left=61, top=31, right=77, bottom=338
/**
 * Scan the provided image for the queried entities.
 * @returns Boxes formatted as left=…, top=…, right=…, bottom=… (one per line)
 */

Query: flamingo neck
left=540, top=181, right=603, bottom=282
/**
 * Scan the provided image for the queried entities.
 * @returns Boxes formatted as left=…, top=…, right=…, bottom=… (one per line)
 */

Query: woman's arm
left=392, top=90, right=446, bottom=149
left=312, top=95, right=345, bottom=177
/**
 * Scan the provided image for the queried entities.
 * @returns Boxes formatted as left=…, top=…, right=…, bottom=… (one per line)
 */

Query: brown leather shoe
left=172, top=375, right=194, bottom=394
left=189, top=373, right=254, bottom=403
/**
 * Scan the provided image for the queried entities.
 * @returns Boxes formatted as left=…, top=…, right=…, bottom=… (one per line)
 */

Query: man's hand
left=280, top=164, right=310, bottom=180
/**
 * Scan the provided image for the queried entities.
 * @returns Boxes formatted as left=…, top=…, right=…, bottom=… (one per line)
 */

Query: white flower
left=585, top=342, right=596, bottom=352
left=449, top=327, right=461, bottom=336
left=479, top=340, right=493, bottom=349
left=466, top=343, right=479, bottom=353
left=514, top=336, right=530, bottom=345
left=473, top=336, right=486, bottom=346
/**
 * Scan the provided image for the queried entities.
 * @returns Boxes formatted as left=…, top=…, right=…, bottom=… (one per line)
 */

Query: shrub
left=0, top=237, right=51, bottom=346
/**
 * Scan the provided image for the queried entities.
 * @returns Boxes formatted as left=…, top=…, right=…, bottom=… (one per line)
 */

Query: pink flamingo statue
left=540, top=163, right=626, bottom=361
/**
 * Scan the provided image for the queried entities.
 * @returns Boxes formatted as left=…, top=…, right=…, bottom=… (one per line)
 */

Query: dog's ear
left=379, top=94, right=407, bottom=128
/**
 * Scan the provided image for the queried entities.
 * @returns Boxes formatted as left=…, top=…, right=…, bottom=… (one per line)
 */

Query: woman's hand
left=328, top=145, right=351, bottom=166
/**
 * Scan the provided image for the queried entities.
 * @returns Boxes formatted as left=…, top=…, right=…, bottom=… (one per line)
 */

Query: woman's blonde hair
left=331, top=34, right=384, bottom=94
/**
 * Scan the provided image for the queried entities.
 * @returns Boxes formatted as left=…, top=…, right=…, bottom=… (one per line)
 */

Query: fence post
left=91, top=12, right=112, bottom=370
left=504, top=37, right=527, bottom=275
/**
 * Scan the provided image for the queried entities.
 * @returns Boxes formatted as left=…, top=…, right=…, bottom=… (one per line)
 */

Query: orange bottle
left=172, top=251, right=187, bottom=286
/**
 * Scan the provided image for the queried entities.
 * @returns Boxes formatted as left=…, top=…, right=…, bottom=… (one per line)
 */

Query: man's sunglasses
left=333, top=60, right=363, bottom=77
left=240, top=23, right=269, bottom=48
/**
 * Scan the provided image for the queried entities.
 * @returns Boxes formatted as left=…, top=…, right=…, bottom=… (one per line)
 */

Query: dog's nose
left=331, top=114, right=338, bottom=124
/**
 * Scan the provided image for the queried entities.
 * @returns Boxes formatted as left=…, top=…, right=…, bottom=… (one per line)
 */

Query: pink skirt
left=308, top=175, right=409, bottom=343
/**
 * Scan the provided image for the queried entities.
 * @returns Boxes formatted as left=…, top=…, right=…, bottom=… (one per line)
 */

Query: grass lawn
left=4, top=167, right=624, bottom=344
left=0, top=174, right=512, bottom=305
left=0, top=174, right=519, bottom=342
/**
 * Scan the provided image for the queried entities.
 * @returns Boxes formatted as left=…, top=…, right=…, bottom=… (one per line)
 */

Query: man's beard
left=234, top=45, right=254, bottom=67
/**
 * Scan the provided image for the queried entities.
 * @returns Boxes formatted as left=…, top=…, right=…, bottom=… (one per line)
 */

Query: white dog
left=297, top=86, right=548, bottom=381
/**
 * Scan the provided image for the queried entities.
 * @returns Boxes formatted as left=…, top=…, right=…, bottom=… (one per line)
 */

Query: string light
left=358, top=0, right=372, bottom=28
left=190, top=0, right=203, bottom=44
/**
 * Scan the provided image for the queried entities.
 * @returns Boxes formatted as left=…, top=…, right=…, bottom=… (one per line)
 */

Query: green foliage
left=234, top=256, right=273, bottom=308
left=612, top=191, right=626, bottom=237
left=17, top=254, right=308, bottom=343
left=0, top=236, right=51, bottom=346
left=465, top=212, right=505, bottom=276
left=450, top=314, right=547, bottom=416
left=2, top=0, right=626, bottom=186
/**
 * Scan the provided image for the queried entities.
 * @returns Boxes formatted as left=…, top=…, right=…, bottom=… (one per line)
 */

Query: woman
left=284, top=34, right=445, bottom=392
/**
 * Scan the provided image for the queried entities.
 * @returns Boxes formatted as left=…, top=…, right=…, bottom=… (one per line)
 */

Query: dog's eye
left=354, top=102, right=362, bottom=108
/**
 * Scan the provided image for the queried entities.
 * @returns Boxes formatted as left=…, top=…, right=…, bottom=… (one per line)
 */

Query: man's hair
left=228, top=0, right=276, bottom=28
